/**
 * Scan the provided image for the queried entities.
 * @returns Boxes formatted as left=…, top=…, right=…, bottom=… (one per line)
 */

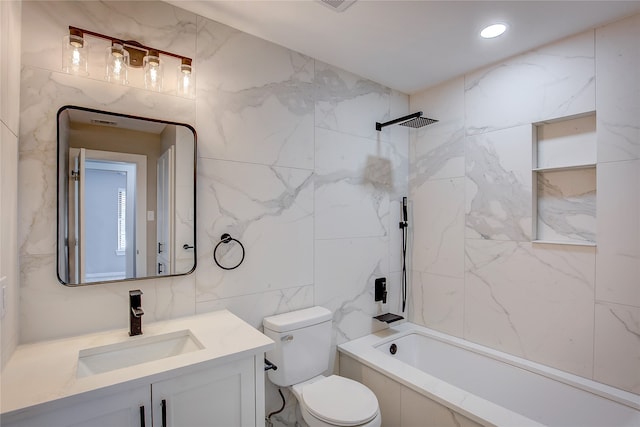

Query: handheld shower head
left=400, top=196, right=408, bottom=229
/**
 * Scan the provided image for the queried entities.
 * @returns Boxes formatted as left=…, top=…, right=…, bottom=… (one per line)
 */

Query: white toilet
left=263, top=306, right=381, bottom=427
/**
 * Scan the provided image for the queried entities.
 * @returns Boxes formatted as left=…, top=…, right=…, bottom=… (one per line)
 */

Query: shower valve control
left=375, top=278, right=387, bottom=304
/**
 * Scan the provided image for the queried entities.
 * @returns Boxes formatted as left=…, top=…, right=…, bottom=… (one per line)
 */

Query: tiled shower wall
left=17, top=1, right=407, bottom=423
left=409, top=14, right=640, bottom=394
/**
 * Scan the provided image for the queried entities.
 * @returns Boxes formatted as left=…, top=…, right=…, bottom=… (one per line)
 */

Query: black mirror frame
left=56, top=105, right=197, bottom=286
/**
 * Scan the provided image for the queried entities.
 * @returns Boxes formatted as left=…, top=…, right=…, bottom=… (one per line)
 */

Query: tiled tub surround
left=410, top=13, right=640, bottom=397
left=339, top=323, right=640, bottom=427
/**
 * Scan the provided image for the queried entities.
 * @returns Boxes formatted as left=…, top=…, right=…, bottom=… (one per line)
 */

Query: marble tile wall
left=409, top=15, right=640, bottom=394
left=1, top=0, right=21, bottom=369
left=15, top=2, right=407, bottom=425
left=592, top=13, right=640, bottom=395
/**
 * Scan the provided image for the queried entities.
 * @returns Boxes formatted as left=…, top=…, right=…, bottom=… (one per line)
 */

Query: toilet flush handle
left=281, top=334, right=294, bottom=342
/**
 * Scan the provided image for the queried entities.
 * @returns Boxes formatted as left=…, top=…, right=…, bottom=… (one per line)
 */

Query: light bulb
left=143, top=50, right=163, bottom=91
left=62, top=29, right=88, bottom=76
left=177, top=58, right=194, bottom=97
left=72, top=49, right=81, bottom=66
left=480, top=23, right=507, bottom=39
left=105, top=41, right=128, bottom=85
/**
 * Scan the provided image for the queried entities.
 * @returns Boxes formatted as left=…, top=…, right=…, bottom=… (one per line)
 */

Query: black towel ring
left=213, top=233, right=245, bottom=270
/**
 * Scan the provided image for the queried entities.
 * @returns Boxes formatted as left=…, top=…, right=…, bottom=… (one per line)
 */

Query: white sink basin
left=77, top=330, right=204, bottom=377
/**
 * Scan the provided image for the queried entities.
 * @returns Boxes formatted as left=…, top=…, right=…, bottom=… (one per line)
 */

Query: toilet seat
left=301, top=375, right=379, bottom=426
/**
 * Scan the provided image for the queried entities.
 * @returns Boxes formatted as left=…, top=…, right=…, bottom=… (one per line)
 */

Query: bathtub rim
left=338, top=322, right=640, bottom=426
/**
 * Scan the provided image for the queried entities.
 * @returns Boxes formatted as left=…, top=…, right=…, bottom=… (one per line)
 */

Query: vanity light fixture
left=62, top=26, right=194, bottom=97
left=480, top=23, right=507, bottom=39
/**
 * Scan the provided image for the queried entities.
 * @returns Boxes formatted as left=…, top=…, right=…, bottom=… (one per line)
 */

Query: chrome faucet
left=129, top=289, right=144, bottom=336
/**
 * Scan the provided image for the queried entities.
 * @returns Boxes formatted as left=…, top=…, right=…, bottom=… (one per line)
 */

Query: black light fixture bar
left=375, top=111, right=423, bottom=131
left=68, top=26, right=192, bottom=68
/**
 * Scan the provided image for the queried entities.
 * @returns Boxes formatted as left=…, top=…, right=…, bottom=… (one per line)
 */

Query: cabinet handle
left=139, top=405, right=145, bottom=427
left=161, top=399, right=167, bottom=427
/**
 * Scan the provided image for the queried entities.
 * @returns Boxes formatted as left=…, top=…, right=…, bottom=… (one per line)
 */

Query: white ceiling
left=171, top=0, right=640, bottom=94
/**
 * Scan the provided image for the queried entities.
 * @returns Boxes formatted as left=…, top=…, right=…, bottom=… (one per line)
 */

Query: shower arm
left=375, top=112, right=423, bottom=131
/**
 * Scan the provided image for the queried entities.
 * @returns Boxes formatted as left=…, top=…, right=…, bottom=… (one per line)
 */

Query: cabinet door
left=152, top=358, right=256, bottom=427
left=3, top=385, right=151, bottom=427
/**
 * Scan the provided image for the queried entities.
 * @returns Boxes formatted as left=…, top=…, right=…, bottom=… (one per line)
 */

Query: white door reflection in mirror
left=156, top=146, right=174, bottom=276
left=68, top=148, right=147, bottom=283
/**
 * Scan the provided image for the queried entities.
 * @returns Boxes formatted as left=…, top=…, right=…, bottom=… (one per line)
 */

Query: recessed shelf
left=534, top=113, right=596, bottom=169
left=532, top=113, right=597, bottom=246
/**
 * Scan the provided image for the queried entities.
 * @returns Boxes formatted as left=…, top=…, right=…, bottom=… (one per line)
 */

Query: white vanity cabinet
left=1, top=311, right=273, bottom=427
left=152, top=357, right=257, bottom=427
left=4, top=385, right=150, bottom=427
left=4, top=356, right=261, bottom=427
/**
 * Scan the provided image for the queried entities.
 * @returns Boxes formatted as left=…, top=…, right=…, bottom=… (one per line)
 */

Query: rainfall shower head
left=375, top=111, right=438, bottom=131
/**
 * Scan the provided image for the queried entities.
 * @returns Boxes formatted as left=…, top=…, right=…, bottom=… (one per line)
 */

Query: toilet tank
left=263, top=306, right=332, bottom=387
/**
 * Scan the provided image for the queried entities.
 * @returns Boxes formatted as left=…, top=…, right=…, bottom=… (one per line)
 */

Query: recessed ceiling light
left=480, top=23, right=507, bottom=39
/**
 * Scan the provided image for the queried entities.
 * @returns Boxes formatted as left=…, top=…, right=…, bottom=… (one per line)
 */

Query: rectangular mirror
left=57, top=106, right=196, bottom=286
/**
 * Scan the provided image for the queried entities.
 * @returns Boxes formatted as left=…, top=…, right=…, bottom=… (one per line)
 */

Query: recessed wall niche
left=532, top=113, right=597, bottom=246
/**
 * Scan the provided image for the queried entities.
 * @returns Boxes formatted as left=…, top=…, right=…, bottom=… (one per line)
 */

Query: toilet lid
left=302, top=376, right=378, bottom=426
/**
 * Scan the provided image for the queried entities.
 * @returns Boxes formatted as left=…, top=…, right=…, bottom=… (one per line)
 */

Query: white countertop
left=1, top=310, right=274, bottom=416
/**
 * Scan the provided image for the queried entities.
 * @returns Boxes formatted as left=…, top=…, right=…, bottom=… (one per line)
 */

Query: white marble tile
left=465, top=31, right=595, bottom=135
left=195, top=158, right=313, bottom=302
left=196, top=285, right=314, bottom=330
left=20, top=254, right=196, bottom=343
left=464, top=240, right=595, bottom=378
left=196, top=17, right=314, bottom=169
left=0, top=0, right=21, bottom=134
left=389, top=89, right=410, bottom=201
left=315, top=237, right=389, bottom=345
left=465, top=125, right=533, bottom=241
left=409, top=271, right=464, bottom=338
left=21, top=1, right=197, bottom=95
left=596, top=160, right=640, bottom=307
left=315, top=128, right=399, bottom=240
left=596, top=14, right=640, bottom=162
left=594, top=302, right=640, bottom=394
left=315, top=175, right=389, bottom=239
left=315, top=61, right=391, bottom=141
left=389, top=198, right=408, bottom=274
left=1, top=123, right=19, bottom=368
left=389, top=89, right=410, bottom=174
left=18, top=67, right=195, bottom=257
left=412, top=177, right=465, bottom=277
left=410, top=76, right=465, bottom=184
left=536, top=168, right=596, bottom=244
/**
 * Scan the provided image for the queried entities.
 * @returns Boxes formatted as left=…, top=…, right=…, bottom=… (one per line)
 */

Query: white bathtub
left=338, top=322, right=640, bottom=427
